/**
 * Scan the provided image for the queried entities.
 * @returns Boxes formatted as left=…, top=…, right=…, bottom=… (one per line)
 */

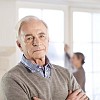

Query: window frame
left=16, top=1, right=69, bottom=44
left=70, top=7, right=100, bottom=100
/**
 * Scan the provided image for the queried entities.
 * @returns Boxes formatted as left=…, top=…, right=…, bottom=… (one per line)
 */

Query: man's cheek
left=27, top=48, right=33, bottom=54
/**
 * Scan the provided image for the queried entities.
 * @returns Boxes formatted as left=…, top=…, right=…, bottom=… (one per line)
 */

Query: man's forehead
left=22, top=20, right=47, bottom=30
left=20, top=20, right=48, bottom=36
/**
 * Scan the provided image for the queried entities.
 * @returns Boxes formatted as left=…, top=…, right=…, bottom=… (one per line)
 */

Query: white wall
left=0, top=0, right=16, bottom=46
left=0, top=0, right=17, bottom=76
left=0, top=0, right=17, bottom=99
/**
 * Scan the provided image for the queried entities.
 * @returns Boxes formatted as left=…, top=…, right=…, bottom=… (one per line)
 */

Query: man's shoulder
left=52, top=64, right=69, bottom=71
left=52, top=64, right=71, bottom=77
left=2, top=63, right=25, bottom=80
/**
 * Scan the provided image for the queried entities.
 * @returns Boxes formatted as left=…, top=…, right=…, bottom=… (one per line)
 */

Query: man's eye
left=39, top=35, right=45, bottom=38
left=25, top=36, right=33, bottom=42
left=27, top=37, right=33, bottom=40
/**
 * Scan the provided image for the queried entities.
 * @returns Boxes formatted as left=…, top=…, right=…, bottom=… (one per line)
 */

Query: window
left=18, top=8, right=64, bottom=66
left=73, top=11, right=100, bottom=100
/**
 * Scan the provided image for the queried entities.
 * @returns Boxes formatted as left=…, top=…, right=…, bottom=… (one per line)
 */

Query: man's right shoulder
left=2, top=62, right=26, bottom=80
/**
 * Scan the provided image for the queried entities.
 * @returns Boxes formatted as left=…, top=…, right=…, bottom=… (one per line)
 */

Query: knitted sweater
left=1, top=62, right=81, bottom=100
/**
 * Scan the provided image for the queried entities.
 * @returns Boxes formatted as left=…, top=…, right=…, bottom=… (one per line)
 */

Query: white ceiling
left=18, top=0, right=100, bottom=4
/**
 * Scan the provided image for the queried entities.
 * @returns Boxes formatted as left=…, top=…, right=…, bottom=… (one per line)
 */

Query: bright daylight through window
left=73, top=11, right=100, bottom=100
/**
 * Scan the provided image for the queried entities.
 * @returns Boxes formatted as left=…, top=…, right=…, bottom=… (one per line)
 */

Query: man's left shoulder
left=52, top=64, right=71, bottom=78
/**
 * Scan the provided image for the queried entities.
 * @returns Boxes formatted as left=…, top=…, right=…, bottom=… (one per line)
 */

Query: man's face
left=18, top=20, right=49, bottom=60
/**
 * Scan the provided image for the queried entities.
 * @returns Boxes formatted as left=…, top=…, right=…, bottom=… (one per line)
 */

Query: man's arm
left=32, top=73, right=89, bottom=100
left=33, top=97, right=42, bottom=100
left=67, top=89, right=89, bottom=100
left=1, top=76, right=29, bottom=100
left=67, top=72, right=89, bottom=100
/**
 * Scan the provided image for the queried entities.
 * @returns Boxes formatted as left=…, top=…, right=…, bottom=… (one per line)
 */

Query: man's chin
left=34, top=55, right=45, bottom=59
left=32, top=53, right=46, bottom=59
left=32, top=51, right=46, bottom=57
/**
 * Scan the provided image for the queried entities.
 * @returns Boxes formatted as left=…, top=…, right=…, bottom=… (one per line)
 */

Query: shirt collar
left=21, top=55, right=52, bottom=73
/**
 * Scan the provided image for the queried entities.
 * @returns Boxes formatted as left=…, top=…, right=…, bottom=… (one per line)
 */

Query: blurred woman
left=71, top=52, right=86, bottom=92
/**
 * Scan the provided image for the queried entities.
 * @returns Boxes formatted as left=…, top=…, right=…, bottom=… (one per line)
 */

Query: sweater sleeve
left=67, top=71, right=90, bottom=99
left=1, top=75, right=31, bottom=100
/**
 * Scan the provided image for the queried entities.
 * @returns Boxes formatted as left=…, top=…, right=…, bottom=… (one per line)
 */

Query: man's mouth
left=33, top=49, right=44, bottom=53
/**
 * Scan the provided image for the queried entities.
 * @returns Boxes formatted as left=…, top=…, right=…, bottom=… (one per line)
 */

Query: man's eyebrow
left=38, top=32, right=46, bottom=35
left=25, top=34, right=33, bottom=37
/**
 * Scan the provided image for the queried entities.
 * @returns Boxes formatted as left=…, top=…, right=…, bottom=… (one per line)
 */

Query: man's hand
left=33, top=97, right=42, bottom=100
left=67, top=89, right=89, bottom=100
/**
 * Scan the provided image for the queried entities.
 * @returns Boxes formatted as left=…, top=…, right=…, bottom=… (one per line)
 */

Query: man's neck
left=24, top=54, right=46, bottom=66
left=31, top=57, right=45, bottom=67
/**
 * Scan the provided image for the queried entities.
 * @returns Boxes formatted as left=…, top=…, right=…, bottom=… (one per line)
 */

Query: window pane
left=73, top=12, right=92, bottom=43
left=73, top=43, right=92, bottom=72
left=93, top=44, right=100, bottom=72
left=85, top=73, right=93, bottom=100
left=93, top=13, right=100, bottom=42
left=93, top=73, right=100, bottom=99
left=73, top=11, right=100, bottom=100
left=47, top=42, right=64, bottom=67
left=94, top=95, right=100, bottom=100
left=19, top=8, right=42, bottom=20
left=42, top=9, right=64, bottom=43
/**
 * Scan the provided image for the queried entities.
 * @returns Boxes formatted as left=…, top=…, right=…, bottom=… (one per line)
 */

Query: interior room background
left=0, top=0, right=100, bottom=100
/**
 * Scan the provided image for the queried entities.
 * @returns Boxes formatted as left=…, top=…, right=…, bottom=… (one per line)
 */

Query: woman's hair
left=74, top=52, right=85, bottom=65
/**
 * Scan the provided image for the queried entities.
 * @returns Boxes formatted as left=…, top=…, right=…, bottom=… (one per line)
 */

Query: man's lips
left=33, top=49, right=45, bottom=53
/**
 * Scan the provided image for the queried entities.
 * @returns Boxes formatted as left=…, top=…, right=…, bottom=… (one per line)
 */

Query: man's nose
left=33, top=37, right=41, bottom=46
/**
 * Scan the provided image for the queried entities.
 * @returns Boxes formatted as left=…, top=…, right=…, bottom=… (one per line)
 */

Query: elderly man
left=1, top=16, right=89, bottom=100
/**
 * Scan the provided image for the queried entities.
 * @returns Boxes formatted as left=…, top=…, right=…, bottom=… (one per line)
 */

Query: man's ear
left=16, top=40, right=23, bottom=51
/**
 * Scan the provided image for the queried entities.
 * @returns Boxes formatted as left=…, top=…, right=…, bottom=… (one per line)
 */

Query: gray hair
left=16, top=16, right=48, bottom=39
